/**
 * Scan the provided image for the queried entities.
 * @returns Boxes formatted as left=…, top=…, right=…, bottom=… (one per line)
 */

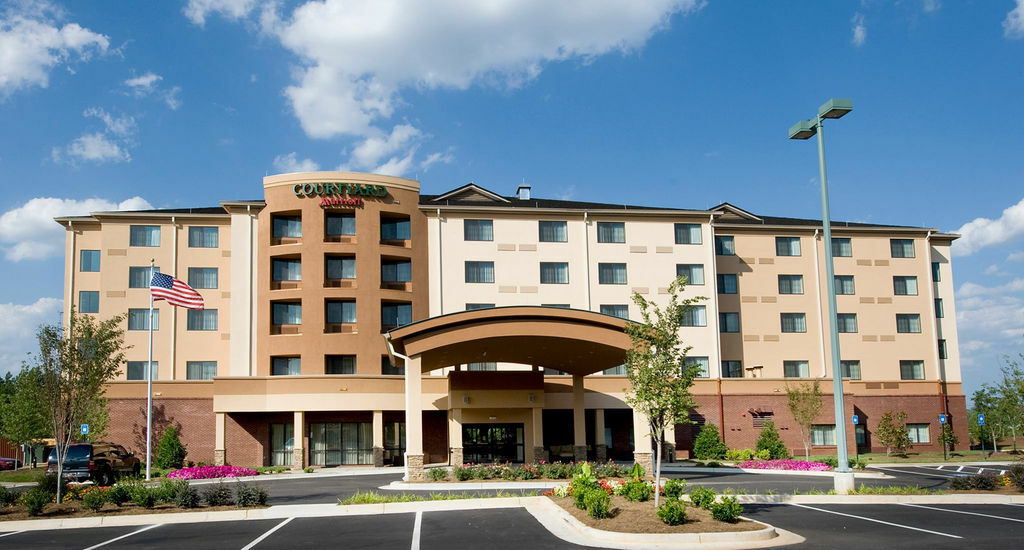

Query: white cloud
left=0, top=297, right=63, bottom=376
left=420, top=148, right=455, bottom=172
left=163, top=86, right=182, bottom=110
left=347, top=124, right=422, bottom=170
left=83, top=107, right=135, bottom=137
left=0, top=2, right=109, bottom=97
left=183, top=0, right=257, bottom=26
left=273, top=152, right=320, bottom=173
left=851, top=13, right=866, bottom=47
left=951, top=197, right=1024, bottom=256
left=1006, top=0, right=1024, bottom=39
left=922, top=0, right=941, bottom=13
left=124, top=72, right=162, bottom=94
left=956, top=278, right=1024, bottom=299
left=961, top=340, right=991, bottom=353
left=1008, top=251, right=1024, bottom=262
left=0, top=196, right=152, bottom=261
left=52, top=107, right=137, bottom=164
left=984, top=264, right=1006, bottom=276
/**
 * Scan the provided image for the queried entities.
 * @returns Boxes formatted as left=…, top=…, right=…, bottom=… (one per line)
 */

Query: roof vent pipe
left=516, top=182, right=531, bottom=200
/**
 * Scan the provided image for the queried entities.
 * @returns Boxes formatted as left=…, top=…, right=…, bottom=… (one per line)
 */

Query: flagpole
left=146, top=259, right=154, bottom=481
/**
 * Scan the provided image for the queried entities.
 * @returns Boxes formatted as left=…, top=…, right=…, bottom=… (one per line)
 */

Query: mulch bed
left=0, top=502, right=263, bottom=522
left=548, top=495, right=762, bottom=534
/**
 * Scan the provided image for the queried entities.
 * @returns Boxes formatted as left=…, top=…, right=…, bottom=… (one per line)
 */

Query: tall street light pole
left=789, top=98, right=855, bottom=494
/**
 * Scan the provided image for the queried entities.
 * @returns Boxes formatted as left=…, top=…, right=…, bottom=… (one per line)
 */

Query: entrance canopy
left=386, top=306, right=632, bottom=376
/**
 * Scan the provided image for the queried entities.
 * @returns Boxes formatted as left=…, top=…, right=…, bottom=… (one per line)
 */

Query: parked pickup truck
left=46, top=443, right=141, bottom=485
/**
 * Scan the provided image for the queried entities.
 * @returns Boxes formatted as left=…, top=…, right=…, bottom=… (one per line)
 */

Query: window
left=600, top=304, right=629, bottom=319
left=130, top=225, right=160, bottom=247
left=128, top=308, right=158, bottom=330
left=466, top=303, right=495, bottom=310
left=325, top=213, right=356, bottom=236
left=836, top=313, right=858, bottom=333
left=715, top=235, right=735, bottom=255
left=464, top=219, right=493, bottom=241
left=272, top=302, right=302, bottom=325
left=676, top=264, right=705, bottom=285
left=900, top=360, right=925, bottom=380
left=80, top=250, right=100, bottom=272
left=674, top=223, right=702, bottom=245
left=381, top=356, right=404, bottom=375
left=893, top=276, right=919, bottom=296
left=270, top=423, right=294, bottom=466
left=890, top=238, right=915, bottom=258
left=896, top=314, right=922, bottom=333
left=938, top=339, right=948, bottom=360
left=272, top=258, right=301, bottom=282
left=907, top=424, right=930, bottom=444
left=467, top=362, right=497, bottom=371
left=272, top=357, right=300, bottom=376
left=831, top=238, right=852, bottom=257
left=272, top=215, right=301, bottom=239
left=811, top=425, right=837, bottom=446
left=464, top=261, right=494, bottom=283
left=840, top=360, right=861, bottom=379
left=778, top=275, right=804, bottom=295
left=127, top=361, right=158, bottom=381
left=931, top=262, right=941, bottom=282
left=934, top=298, right=944, bottom=318
left=719, top=312, right=740, bottom=333
left=381, top=217, right=411, bottom=240
left=129, top=266, right=158, bottom=288
left=603, top=365, right=626, bottom=375
left=381, top=260, right=412, bottom=283
left=326, top=355, right=356, bottom=375
left=539, top=262, right=569, bottom=284
left=598, top=263, right=627, bottom=285
left=78, top=291, right=99, bottom=314
left=680, top=306, right=707, bottom=327
left=717, top=274, right=738, bottom=294
left=188, top=227, right=218, bottom=248
left=326, top=256, right=356, bottom=279
left=781, top=313, right=807, bottom=333
left=381, top=303, right=412, bottom=329
left=834, top=275, right=855, bottom=295
left=856, top=424, right=866, bottom=446
left=326, top=300, right=356, bottom=324
left=186, top=361, right=217, bottom=380
left=596, top=222, right=625, bottom=243
left=542, top=304, right=570, bottom=308
left=722, top=361, right=743, bottom=378
left=684, top=356, right=709, bottom=378
left=539, top=221, right=567, bottom=243
left=776, top=237, right=801, bottom=256
left=187, top=310, right=218, bottom=331
left=784, top=361, right=810, bottom=378
left=188, top=267, right=218, bottom=289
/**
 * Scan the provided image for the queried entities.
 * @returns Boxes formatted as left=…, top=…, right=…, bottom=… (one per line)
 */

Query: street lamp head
left=818, top=98, right=853, bottom=119
left=788, top=119, right=817, bottom=140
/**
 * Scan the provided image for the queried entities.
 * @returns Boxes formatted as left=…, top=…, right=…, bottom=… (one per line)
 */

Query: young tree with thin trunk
left=876, top=410, right=912, bottom=457
left=786, top=380, right=823, bottom=460
left=0, top=367, right=49, bottom=467
left=624, top=275, right=705, bottom=508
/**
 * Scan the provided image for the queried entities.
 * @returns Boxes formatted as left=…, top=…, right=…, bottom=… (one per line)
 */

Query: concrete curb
left=732, top=493, right=1024, bottom=504
left=383, top=480, right=556, bottom=491
left=663, top=466, right=889, bottom=479
left=178, top=467, right=401, bottom=486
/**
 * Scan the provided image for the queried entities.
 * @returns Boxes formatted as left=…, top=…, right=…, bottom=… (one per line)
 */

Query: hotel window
left=381, top=303, right=412, bottom=330
left=188, top=226, right=219, bottom=248
left=542, top=304, right=570, bottom=308
left=776, top=237, right=801, bottom=256
left=938, top=339, right=948, bottom=360
left=603, top=365, right=626, bottom=375
left=539, top=221, right=567, bottom=243
left=465, top=261, right=494, bottom=283
left=907, top=424, right=930, bottom=444
left=596, top=222, right=625, bottom=243
left=684, top=356, right=710, bottom=378
left=539, top=262, right=569, bottom=284
left=325, top=355, right=356, bottom=375
left=79, top=291, right=99, bottom=314
left=188, top=267, right=218, bottom=289
left=722, top=361, right=743, bottom=378
left=186, top=361, right=217, bottom=380
left=467, top=362, right=497, bottom=371
left=80, top=250, right=100, bottom=272
left=272, top=215, right=301, bottom=239
left=272, top=258, right=301, bottom=282
left=834, top=275, right=855, bottom=295
left=272, top=302, right=302, bottom=326
left=600, top=304, right=629, bottom=319
left=784, top=360, right=810, bottom=378
left=831, top=238, right=852, bottom=257
left=931, top=262, right=941, bottom=282
left=811, top=425, right=836, bottom=446
left=836, top=313, right=858, bottom=333
left=715, top=235, right=735, bottom=256
left=674, top=223, right=702, bottom=245
left=680, top=306, right=707, bottom=327
left=934, top=298, right=944, bottom=318
left=381, top=259, right=412, bottom=283
left=128, top=308, right=158, bottom=330
left=778, top=274, right=804, bottom=295
left=900, top=360, right=925, bottom=380
left=187, top=309, right=218, bottom=331
left=380, top=216, right=411, bottom=240
left=719, top=312, right=740, bottom=333
left=129, top=266, right=159, bottom=288
left=717, top=274, right=738, bottom=294
left=598, top=263, right=627, bottom=284
left=676, top=264, right=704, bottom=285
left=130, top=225, right=160, bottom=247
left=466, top=303, right=495, bottom=310
left=896, top=314, right=922, bottom=333
left=890, top=238, right=915, bottom=258
left=270, top=424, right=294, bottom=466
left=325, top=212, right=356, bottom=236
left=781, top=313, right=807, bottom=333
left=464, top=219, right=494, bottom=241
left=893, top=276, right=918, bottom=296
left=326, top=300, right=357, bottom=324
left=326, top=256, right=356, bottom=279
left=271, top=357, right=301, bottom=376
left=841, top=360, right=861, bottom=380
left=126, top=361, right=158, bottom=381
left=381, top=356, right=404, bottom=375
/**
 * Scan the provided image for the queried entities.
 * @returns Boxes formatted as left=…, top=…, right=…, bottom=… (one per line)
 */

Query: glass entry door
left=463, top=423, right=525, bottom=463
left=383, top=421, right=406, bottom=466
left=270, top=423, right=294, bottom=466
left=309, top=422, right=373, bottom=466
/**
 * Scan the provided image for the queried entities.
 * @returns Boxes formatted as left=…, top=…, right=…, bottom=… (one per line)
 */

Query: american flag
left=150, top=272, right=204, bottom=310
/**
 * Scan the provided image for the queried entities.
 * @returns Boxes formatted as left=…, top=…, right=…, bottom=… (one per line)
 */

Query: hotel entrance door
left=463, top=423, right=524, bottom=463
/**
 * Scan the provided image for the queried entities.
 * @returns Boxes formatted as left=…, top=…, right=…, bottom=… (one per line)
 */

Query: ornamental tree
left=785, top=380, right=824, bottom=460
left=876, top=410, right=912, bottom=456
left=0, top=367, right=49, bottom=467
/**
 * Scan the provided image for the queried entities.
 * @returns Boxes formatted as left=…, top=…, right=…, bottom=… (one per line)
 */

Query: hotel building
left=58, top=172, right=965, bottom=477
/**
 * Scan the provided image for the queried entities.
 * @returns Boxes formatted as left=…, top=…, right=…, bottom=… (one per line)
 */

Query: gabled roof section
left=710, top=202, right=762, bottom=221
left=429, top=183, right=510, bottom=204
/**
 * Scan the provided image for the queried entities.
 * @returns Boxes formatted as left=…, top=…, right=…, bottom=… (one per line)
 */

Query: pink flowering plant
left=738, top=459, right=833, bottom=472
left=168, top=465, right=259, bottom=480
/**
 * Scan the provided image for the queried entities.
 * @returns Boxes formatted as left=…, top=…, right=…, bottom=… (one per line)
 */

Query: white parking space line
left=0, top=530, right=25, bottom=538
left=82, top=524, right=162, bottom=550
left=788, top=503, right=962, bottom=539
left=871, top=466, right=957, bottom=478
left=241, top=517, right=294, bottom=550
left=900, top=503, right=1024, bottom=523
left=411, top=510, right=422, bottom=550
left=956, top=466, right=965, bottom=472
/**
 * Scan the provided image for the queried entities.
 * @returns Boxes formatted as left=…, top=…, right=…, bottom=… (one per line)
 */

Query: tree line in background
left=968, top=354, right=1024, bottom=452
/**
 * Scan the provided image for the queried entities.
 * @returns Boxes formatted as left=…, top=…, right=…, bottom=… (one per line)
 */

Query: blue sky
left=0, top=0, right=1022, bottom=403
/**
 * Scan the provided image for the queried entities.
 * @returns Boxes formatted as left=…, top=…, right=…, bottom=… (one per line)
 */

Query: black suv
left=46, top=443, right=141, bottom=485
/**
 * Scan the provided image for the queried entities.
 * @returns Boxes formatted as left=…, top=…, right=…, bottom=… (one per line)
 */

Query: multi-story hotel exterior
left=57, top=172, right=966, bottom=477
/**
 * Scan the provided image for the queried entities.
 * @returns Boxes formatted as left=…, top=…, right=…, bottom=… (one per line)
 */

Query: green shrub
left=131, top=487, right=157, bottom=509
left=235, top=482, right=269, bottom=507
left=303, top=467, right=314, bottom=473
left=755, top=422, right=790, bottom=460
left=689, top=486, right=717, bottom=510
left=815, top=456, right=839, bottom=468
left=949, top=473, right=997, bottom=491
left=711, top=496, right=743, bottom=522
left=622, top=480, right=652, bottom=502
left=173, top=483, right=200, bottom=508
left=573, top=486, right=590, bottom=510
left=155, top=425, right=188, bottom=469
left=0, top=485, right=17, bottom=507
left=594, top=461, right=625, bottom=479
left=35, top=473, right=64, bottom=497
left=657, top=499, right=687, bottom=525
left=427, top=468, right=449, bottom=481
left=82, top=489, right=108, bottom=512
left=22, top=488, right=50, bottom=516
left=755, top=449, right=771, bottom=460
left=453, top=465, right=473, bottom=481
left=547, top=462, right=572, bottom=479
left=202, top=483, right=234, bottom=506
left=725, top=448, right=755, bottom=461
left=693, top=424, right=728, bottom=460
left=154, top=479, right=189, bottom=503
left=627, top=462, right=646, bottom=480
left=663, top=478, right=687, bottom=500
left=1008, top=462, right=1024, bottom=491
left=583, top=488, right=610, bottom=519
left=108, top=483, right=133, bottom=506
left=707, top=461, right=722, bottom=468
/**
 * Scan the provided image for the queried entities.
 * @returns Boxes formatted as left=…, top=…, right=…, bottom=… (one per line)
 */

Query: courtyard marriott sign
left=292, top=182, right=389, bottom=208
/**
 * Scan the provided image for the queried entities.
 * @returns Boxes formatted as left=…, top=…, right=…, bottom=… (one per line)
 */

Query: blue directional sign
left=978, top=414, right=985, bottom=426
left=851, top=415, right=859, bottom=425
left=939, top=414, right=947, bottom=424
left=81, top=424, right=89, bottom=435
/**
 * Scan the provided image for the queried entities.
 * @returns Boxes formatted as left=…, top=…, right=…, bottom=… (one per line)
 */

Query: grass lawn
left=0, top=467, right=45, bottom=483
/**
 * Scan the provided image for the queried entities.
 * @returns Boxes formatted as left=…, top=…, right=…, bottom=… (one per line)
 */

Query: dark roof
left=419, top=184, right=686, bottom=212
left=718, top=214, right=925, bottom=230
left=105, top=207, right=228, bottom=215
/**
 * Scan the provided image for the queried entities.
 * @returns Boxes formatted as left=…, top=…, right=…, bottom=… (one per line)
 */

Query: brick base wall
left=105, top=398, right=216, bottom=465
